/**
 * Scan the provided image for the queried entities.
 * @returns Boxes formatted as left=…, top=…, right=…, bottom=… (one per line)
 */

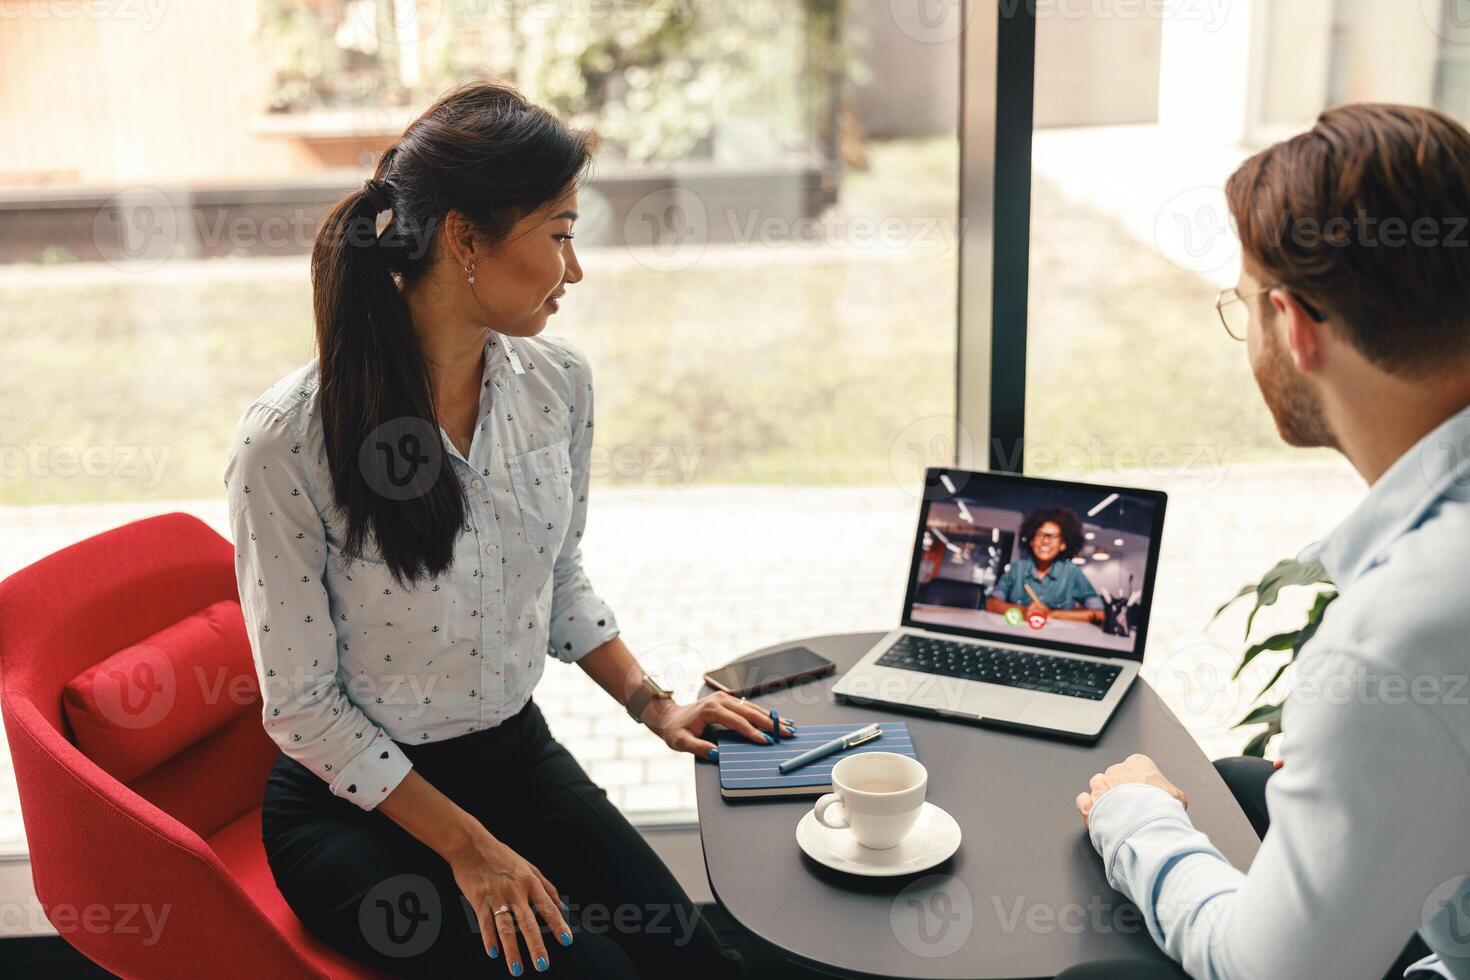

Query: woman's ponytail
left=309, top=82, right=593, bottom=587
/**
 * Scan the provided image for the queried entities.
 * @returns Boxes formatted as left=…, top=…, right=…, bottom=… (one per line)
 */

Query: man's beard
left=1252, top=320, right=1338, bottom=449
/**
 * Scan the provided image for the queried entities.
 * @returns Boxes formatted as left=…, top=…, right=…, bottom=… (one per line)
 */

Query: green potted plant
left=1213, top=557, right=1338, bottom=756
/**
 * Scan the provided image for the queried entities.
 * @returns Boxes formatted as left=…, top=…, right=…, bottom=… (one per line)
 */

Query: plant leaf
left=1234, top=702, right=1283, bottom=728
left=1233, top=629, right=1304, bottom=679
left=1255, top=659, right=1292, bottom=699
left=1241, top=724, right=1278, bottom=757
left=1211, top=582, right=1261, bottom=622
left=1241, top=558, right=1332, bottom=638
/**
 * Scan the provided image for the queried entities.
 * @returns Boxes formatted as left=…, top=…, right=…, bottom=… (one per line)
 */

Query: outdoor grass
left=0, top=138, right=1310, bottom=507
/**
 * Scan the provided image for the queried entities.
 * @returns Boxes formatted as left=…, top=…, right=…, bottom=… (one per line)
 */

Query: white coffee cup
left=812, top=751, right=927, bottom=849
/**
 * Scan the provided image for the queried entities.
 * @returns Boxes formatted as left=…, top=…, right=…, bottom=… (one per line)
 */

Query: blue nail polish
left=536, top=955, right=549, bottom=972
left=489, top=945, right=499, bottom=959
left=762, top=733, right=775, bottom=745
left=511, top=962, right=523, bottom=977
left=560, top=931, right=573, bottom=946
left=709, top=747, right=719, bottom=761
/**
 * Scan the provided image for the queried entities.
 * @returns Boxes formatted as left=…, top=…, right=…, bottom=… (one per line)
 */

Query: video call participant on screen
left=983, top=506, right=1105, bottom=625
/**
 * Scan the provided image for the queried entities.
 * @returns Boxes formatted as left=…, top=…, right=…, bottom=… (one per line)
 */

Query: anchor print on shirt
left=233, top=338, right=614, bottom=800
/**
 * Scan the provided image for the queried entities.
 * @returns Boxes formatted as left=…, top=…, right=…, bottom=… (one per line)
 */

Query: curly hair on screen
left=1018, top=506, right=1085, bottom=561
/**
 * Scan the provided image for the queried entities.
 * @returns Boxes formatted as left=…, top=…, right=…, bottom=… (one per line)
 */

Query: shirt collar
left=1302, top=402, right=1470, bottom=588
left=484, top=332, right=512, bottom=389
left=1022, top=557, right=1058, bottom=580
left=437, top=334, right=511, bottom=463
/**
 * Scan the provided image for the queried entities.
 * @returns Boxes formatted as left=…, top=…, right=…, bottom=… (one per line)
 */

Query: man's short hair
left=1225, top=103, right=1470, bottom=377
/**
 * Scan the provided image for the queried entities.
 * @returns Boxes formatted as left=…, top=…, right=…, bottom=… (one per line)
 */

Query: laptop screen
left=901, top=468, right=1167, bottom=661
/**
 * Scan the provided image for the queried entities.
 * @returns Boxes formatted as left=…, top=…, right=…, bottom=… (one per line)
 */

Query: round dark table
left=694, top=632, right=1260, bottom=980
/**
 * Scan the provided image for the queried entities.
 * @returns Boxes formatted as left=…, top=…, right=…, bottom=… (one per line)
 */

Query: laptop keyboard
left=875, top=634, right=1121, bottom=701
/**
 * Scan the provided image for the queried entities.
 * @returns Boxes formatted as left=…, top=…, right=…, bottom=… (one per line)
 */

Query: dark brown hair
left=311, top=81, right=595, bottom=586
left=1018, top=507, right=1084, bottom=562
left=1225, top=102, right=1470, bottom=377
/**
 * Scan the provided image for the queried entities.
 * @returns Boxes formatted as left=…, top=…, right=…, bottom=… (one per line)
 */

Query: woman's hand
left=444, top=825, right=573, bottom=976
left=641, top=690, right=795, bottom=760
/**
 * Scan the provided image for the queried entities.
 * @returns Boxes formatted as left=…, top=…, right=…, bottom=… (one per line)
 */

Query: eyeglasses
left=1032, top=531, right=1063, bottom=543
left=1214, top=285, right=1327, bottom=341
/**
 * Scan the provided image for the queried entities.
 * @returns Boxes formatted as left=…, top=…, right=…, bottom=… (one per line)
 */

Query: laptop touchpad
left=960, top=685, right=1032, bottom=721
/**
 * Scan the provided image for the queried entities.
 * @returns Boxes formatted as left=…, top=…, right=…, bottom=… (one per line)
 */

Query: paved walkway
left=0, top=459, right=1364, bottom=857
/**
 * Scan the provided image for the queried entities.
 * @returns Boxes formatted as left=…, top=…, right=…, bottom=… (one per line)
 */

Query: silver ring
left=492, top=904, right=511, bottom=917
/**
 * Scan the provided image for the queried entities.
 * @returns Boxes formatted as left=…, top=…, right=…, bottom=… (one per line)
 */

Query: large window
left=0, top=1, right=958, bottom=843
left=1023, top=1, right=1465, bottom=758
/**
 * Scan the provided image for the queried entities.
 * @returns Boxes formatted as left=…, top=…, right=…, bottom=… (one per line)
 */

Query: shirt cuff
left=1087, top=782, right=1188, bottom=879
left=549, top=594, right=620, bottom=664
left=327, top=730, right=413, bottom=811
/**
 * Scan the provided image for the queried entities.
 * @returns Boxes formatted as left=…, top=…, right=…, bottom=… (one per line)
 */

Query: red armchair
left=0, top=512, right=387, bottom=979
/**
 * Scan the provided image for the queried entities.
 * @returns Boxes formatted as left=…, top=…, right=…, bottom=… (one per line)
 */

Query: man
left=1065, top=103, right=1470, bottom=980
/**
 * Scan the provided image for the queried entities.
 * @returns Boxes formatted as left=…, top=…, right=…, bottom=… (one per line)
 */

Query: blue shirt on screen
left=988, top=556, right=1103, bottom=610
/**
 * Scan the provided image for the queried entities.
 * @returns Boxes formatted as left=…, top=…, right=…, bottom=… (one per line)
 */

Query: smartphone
left=703, top=645, right=836, bottom=698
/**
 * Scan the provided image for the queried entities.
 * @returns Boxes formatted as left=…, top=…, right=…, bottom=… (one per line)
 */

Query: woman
left=984, top=506, right=1104, bottom=625
left=224, top=82, right=791, bottom=979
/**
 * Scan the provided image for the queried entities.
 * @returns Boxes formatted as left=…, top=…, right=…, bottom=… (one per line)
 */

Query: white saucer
left=795, top=801, right=961, bottom=877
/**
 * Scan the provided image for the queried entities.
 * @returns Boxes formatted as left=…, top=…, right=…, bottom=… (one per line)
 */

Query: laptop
left=832, top=467, right=1167, bottom=741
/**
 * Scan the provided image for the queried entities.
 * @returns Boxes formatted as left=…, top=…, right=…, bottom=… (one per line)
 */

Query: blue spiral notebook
left=715, top=722, right=918, bottom=799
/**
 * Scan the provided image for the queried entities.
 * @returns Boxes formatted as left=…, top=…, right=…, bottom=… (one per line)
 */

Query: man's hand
left=1074, top=753, right=1188, bottom=828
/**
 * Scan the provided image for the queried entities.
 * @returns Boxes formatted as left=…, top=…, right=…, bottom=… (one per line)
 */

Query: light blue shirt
left=1087, top=403, right=1470, bottom=980
left=223, top=332, right=619, bottom=811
